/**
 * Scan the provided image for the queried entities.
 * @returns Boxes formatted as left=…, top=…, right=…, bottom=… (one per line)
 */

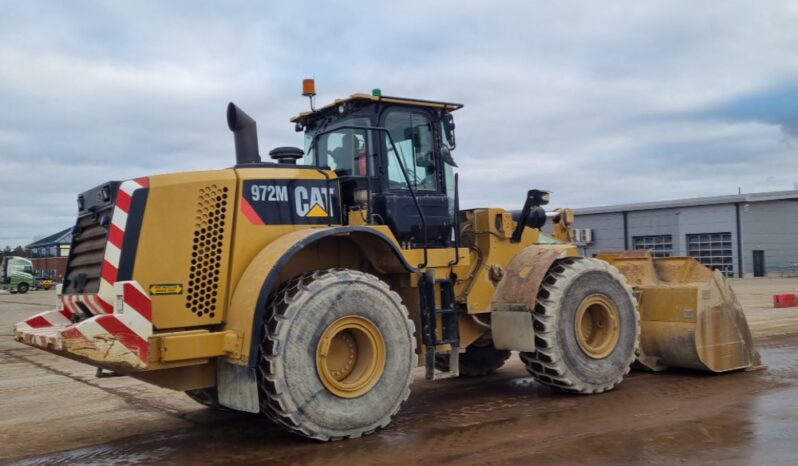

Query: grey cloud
left=695, top=84, right=798, bottom=138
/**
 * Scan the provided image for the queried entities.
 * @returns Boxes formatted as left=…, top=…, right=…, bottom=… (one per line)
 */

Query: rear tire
left=258, top=269, right=417, bottom=441
left=435, top=341, right=510, bottom=377
left=17, top=283, right=29, bottom=294
left=520, top=257, right=639, bottom=394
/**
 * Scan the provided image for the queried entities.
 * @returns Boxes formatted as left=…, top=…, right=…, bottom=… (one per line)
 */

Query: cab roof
left=290, top=93, right=464, bottom=123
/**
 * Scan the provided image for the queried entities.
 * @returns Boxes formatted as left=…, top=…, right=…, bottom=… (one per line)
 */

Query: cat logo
left=242, top=179, right=341, bottom=225
left=294, top=186, right=335, bottom=218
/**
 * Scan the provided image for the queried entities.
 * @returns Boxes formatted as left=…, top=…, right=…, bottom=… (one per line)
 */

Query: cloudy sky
left=1, top=1, right=797, bottom=247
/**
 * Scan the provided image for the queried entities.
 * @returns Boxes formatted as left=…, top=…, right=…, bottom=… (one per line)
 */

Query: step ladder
left=419, top=272, right=460, bottom=380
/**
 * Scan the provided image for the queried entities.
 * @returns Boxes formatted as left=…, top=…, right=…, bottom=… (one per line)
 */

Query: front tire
left=17, top=283, right=29, bottom=294
left=520, top=257, right=639, bottom=394
left=258, top=269, right=417, bottom=441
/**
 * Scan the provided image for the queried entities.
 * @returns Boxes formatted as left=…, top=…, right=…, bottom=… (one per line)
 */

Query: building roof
left=290, top=93, right=464, bottom=123
left=26, top=227, right=72, bottom=248
left=575, top=189, right=798, bottom=215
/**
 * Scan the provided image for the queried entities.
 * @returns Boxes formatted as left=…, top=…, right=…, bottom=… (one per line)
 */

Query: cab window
left=384, top=110, right=437, bottom=191
left=304, top=118, right=375, bottom=176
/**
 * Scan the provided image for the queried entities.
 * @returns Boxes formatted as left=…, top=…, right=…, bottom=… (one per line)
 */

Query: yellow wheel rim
left=316, top=315, right=386, bottom=398
left=575, top=294, right=620, bottom=359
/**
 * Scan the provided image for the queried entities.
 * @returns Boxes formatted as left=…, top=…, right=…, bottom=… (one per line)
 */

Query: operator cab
left=292, top=90, right=462, bottom=248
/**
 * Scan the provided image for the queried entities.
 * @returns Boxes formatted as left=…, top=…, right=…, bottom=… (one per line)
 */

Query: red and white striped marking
left=43, top=177, right=149, bottom=319
left=15, top=176, right=153, bottom=369
left=61, top=293, right=109, bottom=316
left=95, top=177, right=149, bottom=313
left=15, top=284, right=76, bottom=340
left=14, top=292, right=77, bottom=350
left=62, top=281, right=152, bottom=367
left=15, top=280, right=153, bottom=368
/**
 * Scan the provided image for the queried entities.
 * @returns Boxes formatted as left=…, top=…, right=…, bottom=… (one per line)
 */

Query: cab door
left=373, top=108, right=452, bottom=247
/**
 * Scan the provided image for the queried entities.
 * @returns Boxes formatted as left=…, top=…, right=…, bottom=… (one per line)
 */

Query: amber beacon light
left=302, top=78, right=316, bottom=110
left=302, top=78, right=316, bottom=97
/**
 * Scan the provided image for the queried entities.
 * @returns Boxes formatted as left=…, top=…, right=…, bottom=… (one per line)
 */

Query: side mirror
left=527, top=189, right=550, bottom=206
left=440, top=145, right=457, bottom=167
left=442, top=113, right=456, bottom=149
left=510, top=189, right=552, bottom=242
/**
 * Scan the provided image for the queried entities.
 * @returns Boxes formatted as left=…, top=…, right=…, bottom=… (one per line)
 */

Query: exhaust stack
left=227, top=102, right=261, bottom=164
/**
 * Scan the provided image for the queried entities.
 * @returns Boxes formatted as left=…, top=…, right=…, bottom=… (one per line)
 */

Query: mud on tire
left=520, top=257, right=639, bottom=394
left=435, top=341, right=510, bottom=377
left=258, top=269, right=417, bottom=441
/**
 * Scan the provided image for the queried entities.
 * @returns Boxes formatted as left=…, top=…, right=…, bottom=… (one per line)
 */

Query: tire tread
left=258, top=269, right=417, bottom=441
left=520, top=258, right=640, bottom=394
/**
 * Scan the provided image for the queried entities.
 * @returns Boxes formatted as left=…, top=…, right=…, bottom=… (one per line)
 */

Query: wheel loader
left=15, top=81, right=761, bottom=440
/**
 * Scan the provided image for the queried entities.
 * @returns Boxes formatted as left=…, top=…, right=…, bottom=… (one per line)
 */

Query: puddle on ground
left=9, top=342, right=798, bottom=466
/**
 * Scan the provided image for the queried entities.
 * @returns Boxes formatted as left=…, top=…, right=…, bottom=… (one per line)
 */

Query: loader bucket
left=597, top=251, right=762, bottom=373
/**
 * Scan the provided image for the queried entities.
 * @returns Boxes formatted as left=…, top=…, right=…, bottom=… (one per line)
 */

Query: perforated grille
left=186, top=185, right=228, bottom=318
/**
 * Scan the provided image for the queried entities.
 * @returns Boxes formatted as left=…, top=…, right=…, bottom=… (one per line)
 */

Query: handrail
left=449, top=172, right=461, bottom=266
left=312, top=167, right=333, bottom=227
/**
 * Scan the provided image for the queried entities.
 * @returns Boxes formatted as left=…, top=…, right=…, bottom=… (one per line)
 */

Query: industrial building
left=25, top=227, right=72, bottom=281
left=572, top=190, right=798, bottom=278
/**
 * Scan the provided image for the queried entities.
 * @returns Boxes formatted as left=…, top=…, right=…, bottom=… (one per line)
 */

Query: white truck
left=0, top=256, right=35, bottom=294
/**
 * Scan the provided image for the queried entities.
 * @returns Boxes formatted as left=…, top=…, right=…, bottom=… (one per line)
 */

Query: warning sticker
left=149, top=283, right=183, bottom=296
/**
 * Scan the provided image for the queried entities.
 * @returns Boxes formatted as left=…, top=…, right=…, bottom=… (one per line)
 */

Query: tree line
left=0, top=246, right=32, bottom=258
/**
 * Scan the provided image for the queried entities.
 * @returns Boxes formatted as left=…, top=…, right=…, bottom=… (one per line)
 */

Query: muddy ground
left=2, top=278, right=798, bottom=465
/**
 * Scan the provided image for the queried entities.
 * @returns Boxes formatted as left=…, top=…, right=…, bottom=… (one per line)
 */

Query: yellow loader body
left=11, top=91, right=763, bottom=440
